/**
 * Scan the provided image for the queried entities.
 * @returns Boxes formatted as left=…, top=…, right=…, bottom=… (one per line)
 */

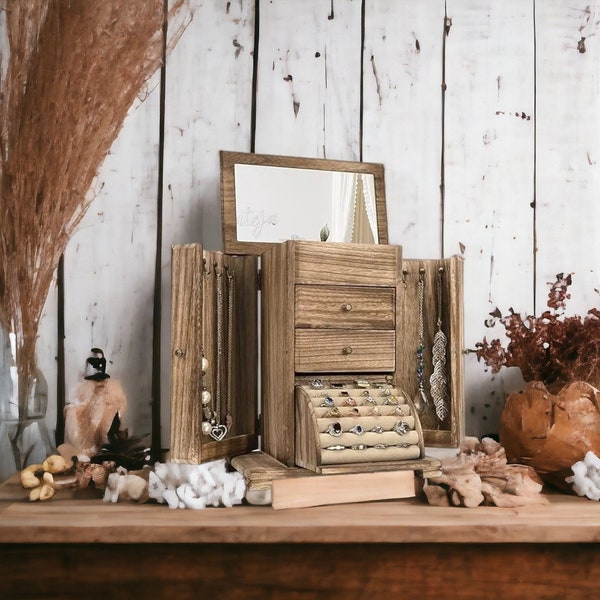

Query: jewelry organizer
left=295, top=383, right=424, bottom=474
left=169, top=152, right=464, bottom=487
left=261, top=240, right=404, bottom=467
left=261, top=239, right=464, bottom=472
left=170, top=244, right=259, bottom=463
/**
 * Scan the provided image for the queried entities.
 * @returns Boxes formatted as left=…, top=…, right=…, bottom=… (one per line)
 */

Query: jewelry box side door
left=397, top=256, right=465, bottom=447
left=170, top=243, right=259, bottom=463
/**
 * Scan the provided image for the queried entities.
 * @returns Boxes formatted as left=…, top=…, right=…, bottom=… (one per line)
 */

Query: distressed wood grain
left=362, top=0, right=445, bottom=258
left=255, top=0, right=362, bottom=159
left=3, top=542, right=600, bottom=599
left=161, top=0, right=255, bottom=447
left=444, top=0, right=535, bottom=437
left=535, top=1, right=600, bottom=316
left=63, top=88, right=161, bottom=440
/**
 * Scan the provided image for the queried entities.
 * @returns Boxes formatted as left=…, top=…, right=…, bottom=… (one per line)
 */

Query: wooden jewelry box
left=261, top=240, right=403, bottom=466
left=169, top=151, right=464, bottom=484
left=261, top=239, right=464, bottom=470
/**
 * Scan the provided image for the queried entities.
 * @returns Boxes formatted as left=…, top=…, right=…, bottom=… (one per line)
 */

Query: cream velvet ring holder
left=295, top=383, right=425, bottom=472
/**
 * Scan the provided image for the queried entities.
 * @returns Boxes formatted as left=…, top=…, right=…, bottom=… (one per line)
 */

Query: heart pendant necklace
left=200, top=257, right=235, bottom=442
left=212, top=262, right=228, bottom=441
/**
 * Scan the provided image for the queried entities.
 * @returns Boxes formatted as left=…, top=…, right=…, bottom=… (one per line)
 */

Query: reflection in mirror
left=221, top=151, right=387, bottom=255
left=234, top=164, right=378, bottom=244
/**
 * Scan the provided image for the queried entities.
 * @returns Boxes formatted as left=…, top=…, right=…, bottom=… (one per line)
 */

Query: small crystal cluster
left=476, top=273, right=600, bottom=388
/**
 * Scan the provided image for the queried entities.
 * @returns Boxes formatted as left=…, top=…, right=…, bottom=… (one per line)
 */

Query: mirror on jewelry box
left=220, top=151, right=388, bottom=255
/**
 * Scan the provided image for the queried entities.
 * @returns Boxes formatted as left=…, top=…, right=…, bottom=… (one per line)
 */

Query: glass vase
left=0, top=327, right=54, bottom=482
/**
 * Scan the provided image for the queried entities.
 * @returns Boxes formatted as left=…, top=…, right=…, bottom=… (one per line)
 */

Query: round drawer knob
left=342, top=346, right=353, bottom=355
left=341, top=303, right=353, bottom=312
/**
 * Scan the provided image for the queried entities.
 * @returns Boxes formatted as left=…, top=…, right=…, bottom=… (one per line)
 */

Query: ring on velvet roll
left=361, top=389, right=370, bottom=396
left=351, top=444, right=368, bottom=450
left=356, top=379, right=370, bottom=388
left=320, top=397, right=335, bottom=407
left=362, top=396, right=377, bottom=405
left=381, top=388, right=392, bottom=396
left=310, top=379, right=324, bottom=389
left=384, top=395, right=399, bottom=405
left=374, top=443, right=388, bottom=449
left=349, top=424, right=364, bottom=435
left=324, top=407, right=341, bottom=418
left=370, top=425, right=384, bottom=434
left=326, top=422, right=343, bottom=437
left=394, top=421, right=411, bottom=435
left=325, top=444, right=345, bottom=451
left=393, top=406, right=407, bottom=416
left=368, top=406, right=381, bottom=416
left=350, top=407, right=361, bottom=417
left=343, top=397, right=357, bottom=406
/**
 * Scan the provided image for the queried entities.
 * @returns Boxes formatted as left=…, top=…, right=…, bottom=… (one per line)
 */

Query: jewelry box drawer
left=295, top=285, right=395, bottom=329
left=294, top=330, right=395, bottom=372
left=294, top=242, right=400, bottom=286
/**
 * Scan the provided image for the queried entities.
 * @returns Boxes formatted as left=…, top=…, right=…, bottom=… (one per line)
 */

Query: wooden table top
left=2, top=475, right=600, bottom=545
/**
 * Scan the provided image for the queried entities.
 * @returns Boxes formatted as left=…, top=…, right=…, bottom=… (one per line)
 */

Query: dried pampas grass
left=0, top=0, right=187, bottom=415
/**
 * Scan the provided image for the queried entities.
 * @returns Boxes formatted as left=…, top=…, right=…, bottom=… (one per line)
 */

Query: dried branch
left=0, top=0, right=187, bottom=416
left=476, top=273, right=600, bottom=388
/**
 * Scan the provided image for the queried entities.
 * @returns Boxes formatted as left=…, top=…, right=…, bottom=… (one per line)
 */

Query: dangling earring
left=430, top=267, right=449, bottom=421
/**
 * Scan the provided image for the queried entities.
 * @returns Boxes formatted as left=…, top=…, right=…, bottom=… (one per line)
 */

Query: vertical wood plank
left=170, top=244, right=203, bottom=462
left=36, top=285, right=58, bottom=450
left=255, top=0, right=362, bottom=159
left=161, top=0, right=255, bottom=448
left=362, top=0, right=445, bottom=258
left=535, top=2, right=600, bottom=316
left=63, top=89, right=160, bottom=440
left=444, top=0, right=535, bottom=437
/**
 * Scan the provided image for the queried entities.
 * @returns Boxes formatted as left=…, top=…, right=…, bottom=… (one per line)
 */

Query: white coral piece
left=149, top=459, right=246, bottom=509
left=566, top=451, right=600, bottom=501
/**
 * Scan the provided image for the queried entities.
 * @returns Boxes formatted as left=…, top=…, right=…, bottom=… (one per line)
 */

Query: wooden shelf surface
left=2, top=476, right=600, bottom=545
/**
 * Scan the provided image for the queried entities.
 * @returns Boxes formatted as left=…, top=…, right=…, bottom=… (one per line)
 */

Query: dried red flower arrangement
left=475, top=273, right=600, bottom=388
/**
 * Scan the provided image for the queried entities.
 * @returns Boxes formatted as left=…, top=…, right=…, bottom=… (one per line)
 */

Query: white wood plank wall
left=3, top=0, right=600, bottom=475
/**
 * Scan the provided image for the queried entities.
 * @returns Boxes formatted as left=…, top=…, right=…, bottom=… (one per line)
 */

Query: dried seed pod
left=39, top=483, right=56, bottom=501
left=29, top=486, right=42, bottom=502
left=42, top=455, right=71, bottom=474
left=21, top=470, right=41, bottom=489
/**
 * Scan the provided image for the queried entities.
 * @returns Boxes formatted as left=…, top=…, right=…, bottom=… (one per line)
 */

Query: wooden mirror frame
left=220, top=150, right=388, bottom=255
